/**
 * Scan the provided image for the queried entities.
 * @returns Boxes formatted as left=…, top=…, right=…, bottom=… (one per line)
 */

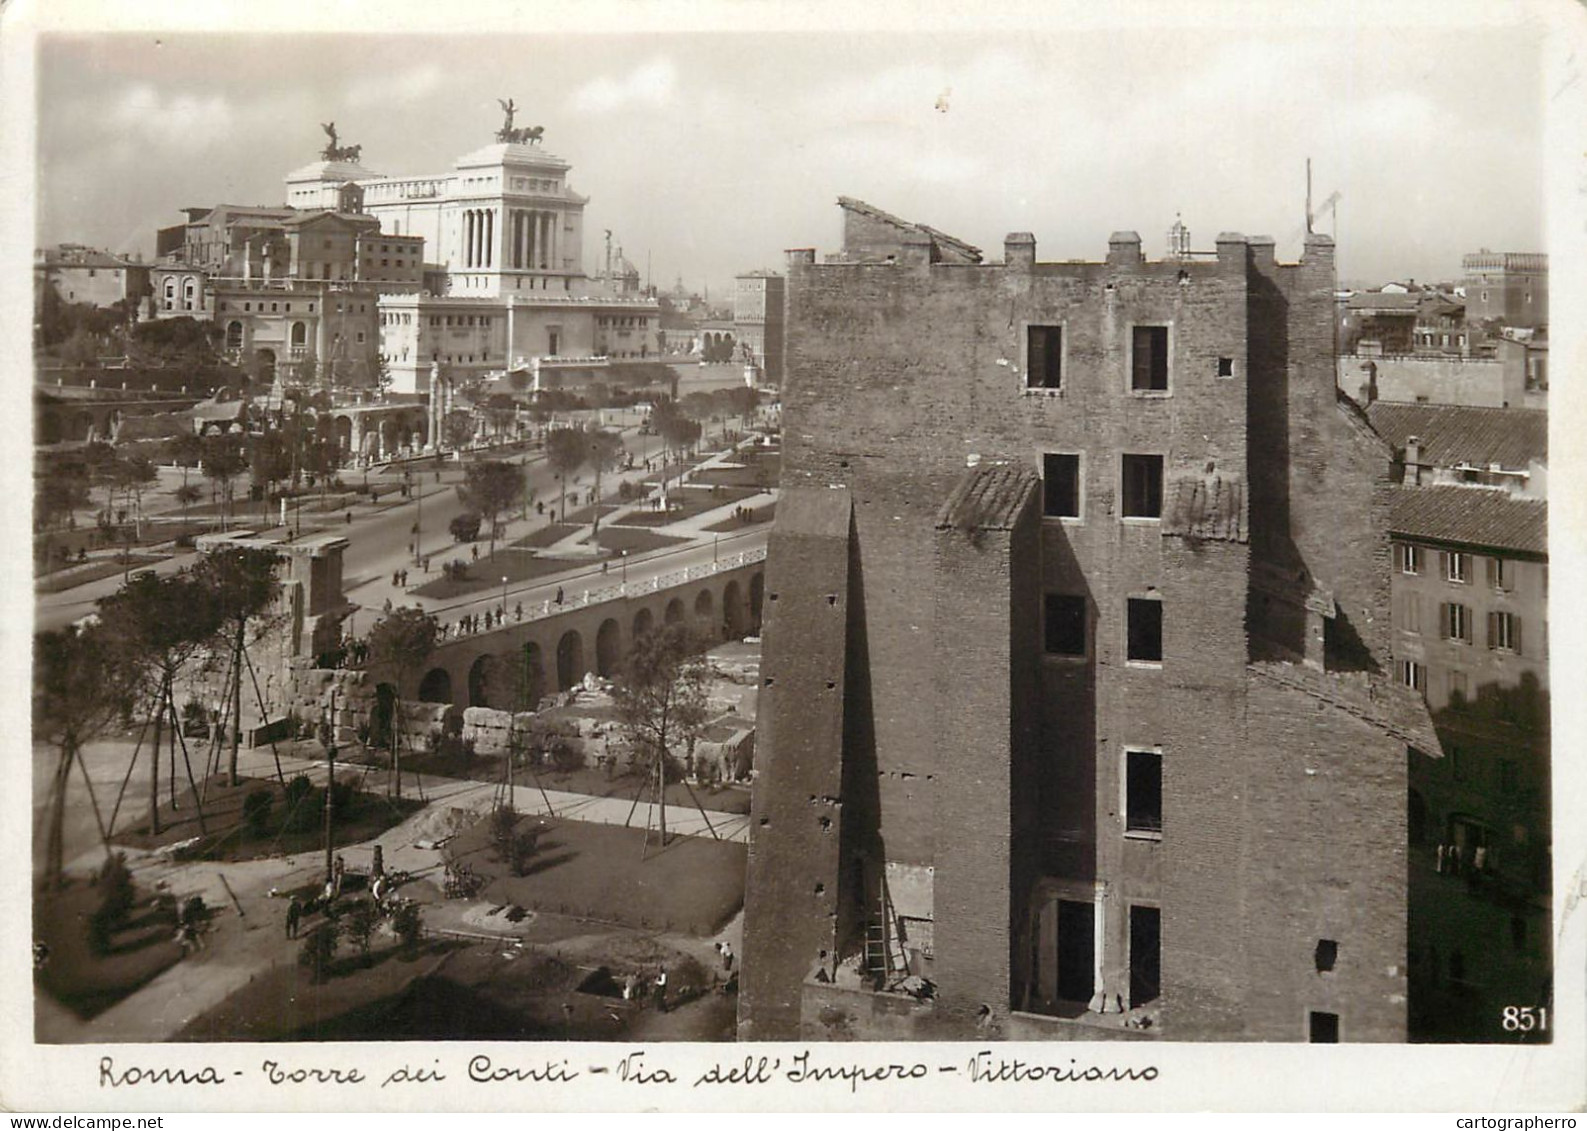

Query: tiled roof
left=1389, top=486, right=1547, bottom=556
left=1163, top=468, right=1246, bottom=542
left=836, top=196, right=984, bottom=263
left=936, top=462, right=1038, bottom=532
left=1248, top=663, right=1443, bottom=758
left=1347, top=291, right=1420, bottom=312
left=774, top=486, right=852, bottom=540
left=1366, top=402, right=1547, bottom=470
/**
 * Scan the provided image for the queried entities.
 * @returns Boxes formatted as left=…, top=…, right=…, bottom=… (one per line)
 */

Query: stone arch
left=370, top=682, right=398, bottom=750
left=468, top=653, right=503, bottom=709
left=519, top=642, right=547, bottom=710
left=418, top=667, right=453, bottom=704
left=596, top=618, right=621, bottom=677
left=291, top=321, right=307, bottom=347
left=664, top=597, right=685, bottom=625
left=749, top=571, right=765, bottom=628
left=381, top=416, right=402, bottom=455
left=694, top=588, right=715, bottom=625
left=333, top=415, right=353, bottom=453
left=723, top=579, right=745, bottom=637
left=633, top=606, right=654, bottom=641
left=556, top=630, right=584, bottom=691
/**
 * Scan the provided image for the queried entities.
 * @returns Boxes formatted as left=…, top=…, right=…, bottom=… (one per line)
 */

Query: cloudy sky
left=31, top=4, right=1549, bottom=291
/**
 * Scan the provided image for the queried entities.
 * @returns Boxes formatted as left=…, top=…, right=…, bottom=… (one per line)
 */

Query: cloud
left=569, top=57, right=677, bottom=114
left=345, top=63, right=444, bottom=108
left=107, top=84, right=234, bottom=152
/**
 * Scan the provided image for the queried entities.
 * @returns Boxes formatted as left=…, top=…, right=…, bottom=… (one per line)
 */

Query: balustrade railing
left=434, top=546, right=767, bottom=643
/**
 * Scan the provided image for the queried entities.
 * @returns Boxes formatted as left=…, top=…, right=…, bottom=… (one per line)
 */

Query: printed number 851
left=1501, top=1006, right=1548, bottom=1032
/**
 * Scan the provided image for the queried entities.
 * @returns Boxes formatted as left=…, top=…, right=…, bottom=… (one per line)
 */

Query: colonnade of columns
left=510, top=209, right=558, bottom=270
left=462, top=208, right=561, bottom=272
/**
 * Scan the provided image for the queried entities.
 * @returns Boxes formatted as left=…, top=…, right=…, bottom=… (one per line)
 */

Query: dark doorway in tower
left=1057, top=899, right=1095, bottom=1004
left=1129, top=905, right=1161, bottom=1007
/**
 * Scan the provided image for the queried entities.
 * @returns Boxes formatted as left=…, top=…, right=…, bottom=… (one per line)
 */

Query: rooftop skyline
left=31, top=8, right=1548, bottom=294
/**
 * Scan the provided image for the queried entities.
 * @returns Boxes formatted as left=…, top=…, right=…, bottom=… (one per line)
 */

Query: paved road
left=35, top=415, right=768, bottom=635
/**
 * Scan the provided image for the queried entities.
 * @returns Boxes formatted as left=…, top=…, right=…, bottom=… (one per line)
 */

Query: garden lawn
left=616, top=485, right=757, bottom=527
left=174, top=934, right=731, bottom=1042
left=581, top=528, right=688, bottom=554
left=110, top=773, right=423, bottom=863
left=412, top=551, right=595, bottom=600
left=702, top=502, right=774, bottom=533
left=510, top=523, right=578, bottom=550
left=447, top=816, right=746, bottom=937
left=33, top=878, right=183, bottom=1021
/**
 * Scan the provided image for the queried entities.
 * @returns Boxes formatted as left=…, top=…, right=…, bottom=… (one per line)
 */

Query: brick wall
left=744, top=219, right=1414, bottom=1041
left=739, top=489, right=852, bottom=1040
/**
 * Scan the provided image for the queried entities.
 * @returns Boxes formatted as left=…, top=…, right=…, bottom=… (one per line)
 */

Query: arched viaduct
left=398, top=553, right=766, bottom=714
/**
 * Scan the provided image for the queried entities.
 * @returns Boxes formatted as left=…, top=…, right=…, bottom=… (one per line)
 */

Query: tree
left=611, top=624, right=711, bottom=847
left=391, top=901, right=423, bottom=953
left=653, top=404, right=701, bottom=488
left=200, top=435, right=247, bottom=531
left=442, top=410, right=475, bottom=452
left=364, top=606, right=439, bottom=799
left=111, top=453, right=157, bottom=545
left=193, top=547, right=281, bottom=786
left=343, top=899, right=377, bottom=966
left=544, top=427, right=588, bottom=523
left=584, top=427, right=625, bottom=539
left=96, top=569, right=224, bottom=837
left=299, top=920, right=339, bottom=982
left=169, top=432, right=205, bottom=488
left=34, top=626, right=140, bottom=886
left=723, top=385, right=760, bottom=425
left=34, top=458, right=91, bottom=571
left=460, top=459, right=524, bottom=557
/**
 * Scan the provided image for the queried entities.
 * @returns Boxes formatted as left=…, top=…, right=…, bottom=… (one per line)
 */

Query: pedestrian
left=721, top=942, right=734, bottom=974
left=392, top=570, right=399, bottom=587
left=346, top=511, right=353, bottom=525
left=286, top=896, right=302, bottom=939
left=601, top=560, right=609, bottom=574
left=556, top=586, right=564, bottom=606
left=401, top=569, right=409, bottom=587
left=472, top=545, right=480, bottom=561
left=1436, top=843, right=1446, bottom=874
left=423, top=556, right=430, bottom=573
left=515, top=602, right=523, bottom=621
left=1473, top=844, right=1487, bottom=873
left=654, top=966, right=669, bottom=1013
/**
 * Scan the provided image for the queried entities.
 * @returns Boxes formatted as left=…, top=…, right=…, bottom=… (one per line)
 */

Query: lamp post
left=414, top=471, right=423, bottom=567
left=713, top=534, right=719, bottom=565
left=621, top=550, right=628, bottom=586
left=501, top=575, right=509, bottom=619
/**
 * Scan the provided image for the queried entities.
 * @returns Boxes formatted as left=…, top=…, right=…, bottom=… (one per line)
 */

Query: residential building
left=1369, top=402, right=1550, bottom=1040
left=734, top=271, right=786, bottom=384
left=34, top=244, right=151, bottom=312
left=740, top=199, right=1438, bottom=1044
left=1462, top=251, right=1547, bottom=330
